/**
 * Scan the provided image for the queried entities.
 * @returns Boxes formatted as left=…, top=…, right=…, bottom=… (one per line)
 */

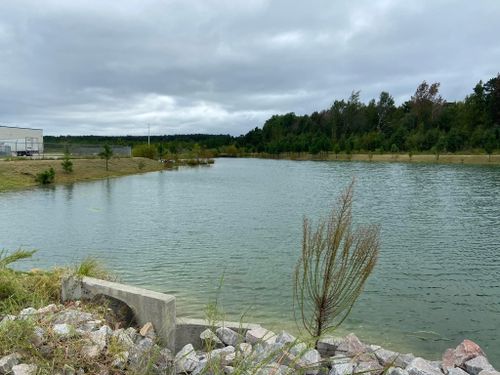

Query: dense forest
left=238, top=74, right=500, bottom=155
left=47, top=74, right=499, bottom=155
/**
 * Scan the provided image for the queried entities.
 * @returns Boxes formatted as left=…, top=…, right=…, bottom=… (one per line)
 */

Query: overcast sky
left=1, top=0, right=499, bottom=136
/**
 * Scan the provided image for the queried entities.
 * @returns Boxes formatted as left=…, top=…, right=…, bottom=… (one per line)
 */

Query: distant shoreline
left=241, top=152, right=500, bottom=165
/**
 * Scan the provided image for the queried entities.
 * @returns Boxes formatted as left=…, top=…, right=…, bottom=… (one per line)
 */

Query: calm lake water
left=1, top=158, right=499, bottom=364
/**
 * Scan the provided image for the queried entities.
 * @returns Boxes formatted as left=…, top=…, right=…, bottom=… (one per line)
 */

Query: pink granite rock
left=442, top=340, right=485, bottom=369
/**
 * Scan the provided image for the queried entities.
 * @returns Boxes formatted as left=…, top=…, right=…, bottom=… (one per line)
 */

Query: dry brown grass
left=0, top=157, right=164, bottom=192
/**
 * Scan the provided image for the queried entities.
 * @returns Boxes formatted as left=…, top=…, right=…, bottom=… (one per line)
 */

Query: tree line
left=46, top=74, right=499, bottom=156
left=238, top=74, right=500, bottom=155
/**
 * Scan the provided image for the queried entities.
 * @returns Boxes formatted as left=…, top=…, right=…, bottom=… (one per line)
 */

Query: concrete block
left=62, top=276, right=175, bottom=351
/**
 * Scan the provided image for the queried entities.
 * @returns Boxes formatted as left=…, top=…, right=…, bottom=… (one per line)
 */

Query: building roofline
left=0, top=125, right=43, bottom=131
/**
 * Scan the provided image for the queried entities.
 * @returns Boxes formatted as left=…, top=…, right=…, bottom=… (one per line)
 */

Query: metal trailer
left=0, top=125, right=44, bottom=157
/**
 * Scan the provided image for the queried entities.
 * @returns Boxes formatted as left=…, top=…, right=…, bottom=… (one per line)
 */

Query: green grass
left=73, top=256, right=112, bottom=280
left=0, top=251, right=112, bottom=316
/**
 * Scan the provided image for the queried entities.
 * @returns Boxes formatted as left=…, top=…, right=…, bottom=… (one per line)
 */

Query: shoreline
left=1, top=276, right=498, bottom=374
left=0, top=157, right=166, bottom=193
left=242, top=152, right=500, bottom=165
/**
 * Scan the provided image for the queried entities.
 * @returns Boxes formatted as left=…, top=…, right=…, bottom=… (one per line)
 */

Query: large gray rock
left=317, top=336, right=342, bottom=357
left=175, top=344, right=199, bottom=374
left=0, top=353, right=21, bottom=374
left=275, top=331, right=297, bottom=346
left=125, top=327, right=138, bottom=343
left=294, top=348, right=322, bottom=375
left=78, top=320, right=102, bottom=333
left=129, top=337, right=155, bottom=367
left=289, top=341, right=308, bottom=357
left=216, top=327, right=241, bottom=347
left=356, top=360, right=384, bottom=375
left=245, top=327, right=276, bottom=346
left=249, top=343, right=272, bottom=363
left=406, top=358, right=443, bottom=375
left=112, top=329, right=135, bottom=351
left=37, top=304, right=58, bottom=315
left=11, top=364, right=38, bottom=375
left=191, top=358, right=210, bottom=375
left=200, top=329, right=224, bottom=349
left=375, top=348, right=415, bottom=368
left=88, top=325, right=111, bottom=351
left=478, top=371, right=500, bottom=375
left=388, top=367, right=410, bottom=375
left=19, top=307, right=37, bottom=319
left=206, top=346, right=236, bottom=366
left=446, top=367, right=470, bottom=375
left=52, top=310, right=93, bottom=326
left=335, top=333, right=368, bottom=356
left=237, top=343, right=253, bottom=358
left=53, top=323, right=73, bottom=337
left=464, top=356, right=495, bottom=375
left=31, top=326, right=46, bottom=347
left=329, top=355, right=356, bottom=375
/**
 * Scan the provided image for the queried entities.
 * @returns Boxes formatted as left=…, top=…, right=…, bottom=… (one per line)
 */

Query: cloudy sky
left=0, top=0, right=499, bottom=136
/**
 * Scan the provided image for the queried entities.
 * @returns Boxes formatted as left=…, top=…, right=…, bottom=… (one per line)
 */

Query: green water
left=1, top=158, right=499, bottom=364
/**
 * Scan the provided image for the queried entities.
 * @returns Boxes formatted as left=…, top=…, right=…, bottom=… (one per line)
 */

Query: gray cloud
left=1, top=0, right=499, bottom=136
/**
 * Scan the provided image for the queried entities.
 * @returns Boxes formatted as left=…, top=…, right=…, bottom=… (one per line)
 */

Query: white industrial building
left=0, top=125, right=43, bottom=156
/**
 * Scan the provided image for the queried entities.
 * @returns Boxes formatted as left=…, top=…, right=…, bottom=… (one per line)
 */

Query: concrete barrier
left=62, top=276, right=176, bottom=351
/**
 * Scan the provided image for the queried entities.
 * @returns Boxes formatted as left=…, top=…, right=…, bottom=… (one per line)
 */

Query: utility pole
left=148, top=124, right=150, bottom=146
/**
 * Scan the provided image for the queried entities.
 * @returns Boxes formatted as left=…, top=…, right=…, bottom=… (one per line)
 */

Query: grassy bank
left=249, top=152, right=500, bottom=165
left=0, top=157, right=165, bottom=192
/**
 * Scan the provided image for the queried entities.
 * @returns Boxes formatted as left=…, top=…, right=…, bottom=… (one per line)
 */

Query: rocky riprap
left=1, top=303, right=499, bottom=375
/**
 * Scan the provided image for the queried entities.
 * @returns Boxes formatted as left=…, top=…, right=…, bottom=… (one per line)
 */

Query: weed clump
left=35, top=167, right=55, bottom=185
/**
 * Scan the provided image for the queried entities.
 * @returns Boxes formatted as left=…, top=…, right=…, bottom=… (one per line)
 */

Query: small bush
left=61, top=152, right=73, bottom=173
left=35, top=167, right=55, bottom=185
left=133, top=144, right=158, bottom=159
